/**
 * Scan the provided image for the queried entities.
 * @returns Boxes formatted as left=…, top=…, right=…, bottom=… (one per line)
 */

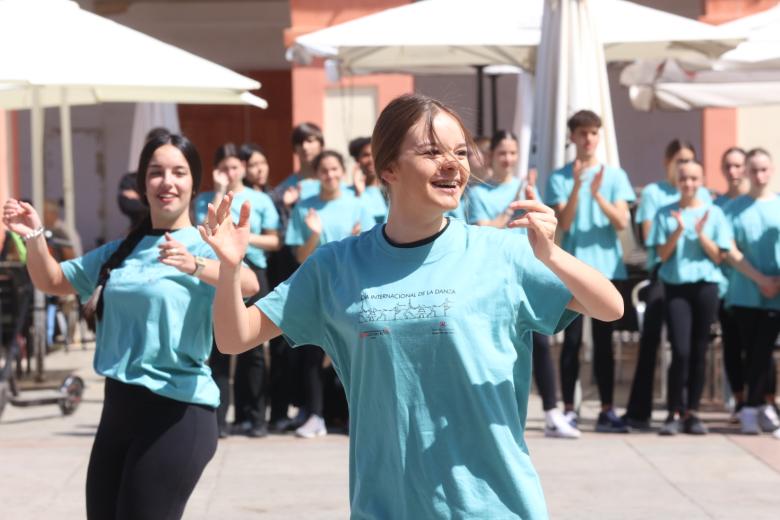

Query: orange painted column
left=700, top=0, right=779, bottom=192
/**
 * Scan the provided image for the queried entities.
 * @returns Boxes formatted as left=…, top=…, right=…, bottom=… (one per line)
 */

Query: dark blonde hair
left=372, top=93, right=476, bottom=188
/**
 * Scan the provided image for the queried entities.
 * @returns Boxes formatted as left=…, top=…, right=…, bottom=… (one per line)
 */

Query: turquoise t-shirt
left=258, top=220, right=576, bottom=519
left=60, top=227, right=219, bottom=407
left=724, top=195, right=780, bottom=310
left=544, top=163, right=636, bottom=279
left=713, top=194, right=739, bottom=296
left=469, top=178, right=541, bottom=236
left=647, top=203, right=732, bottom=288
left=356, top=185, right=388, bottom=225
left=635, top=180, right=712, bottom=270
left=194, top=188, right=279, bottom=269
left=286, top=193, right=376, bottom=247
left=275, top=173, right=322, bottom=201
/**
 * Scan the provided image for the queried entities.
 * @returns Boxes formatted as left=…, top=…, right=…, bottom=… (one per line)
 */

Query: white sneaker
left=295, top=414, right=327, bottom=439
left=739, top=407, right=760, bottom=435
left=772, top=428, right=780, bottom=440
left=544, top=409, right=581, bottom=439
left=758, top=405, right=780, bottom=433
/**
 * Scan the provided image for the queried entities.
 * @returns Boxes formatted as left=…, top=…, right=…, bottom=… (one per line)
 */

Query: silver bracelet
left=22, top=227, right=45, bottom=242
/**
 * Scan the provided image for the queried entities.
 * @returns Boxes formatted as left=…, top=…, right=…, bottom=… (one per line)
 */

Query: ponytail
left=83, top=214, right=152, bottom=330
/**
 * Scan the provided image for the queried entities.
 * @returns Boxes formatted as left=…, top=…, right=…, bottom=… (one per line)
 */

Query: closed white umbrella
left=533, top=0, right=619, bottom=183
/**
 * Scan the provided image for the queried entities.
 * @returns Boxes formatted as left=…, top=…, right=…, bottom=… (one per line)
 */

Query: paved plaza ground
left=1, top=344, right=779, bottom=519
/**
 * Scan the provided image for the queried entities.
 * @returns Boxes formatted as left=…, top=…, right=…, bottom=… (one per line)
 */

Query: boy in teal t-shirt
left=543, top=110, right=635, bottom=433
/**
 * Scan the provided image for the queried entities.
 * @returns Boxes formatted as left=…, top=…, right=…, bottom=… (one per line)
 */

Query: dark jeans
left=211, top=266, right=270, bottom=429
left=532, top=333, right=558, bottom=411
left=560, top=314, right=618, bottom=407
left=86, top=379, right=217, bottom=520
left=664, top=282, right=719, bottom=414
left=625, top=275, right=665, bottom=421
left=733, top=306, right=780, bottom=406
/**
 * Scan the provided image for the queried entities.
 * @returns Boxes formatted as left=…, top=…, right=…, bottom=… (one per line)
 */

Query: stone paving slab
left=1, top=345, right=779, bottom=519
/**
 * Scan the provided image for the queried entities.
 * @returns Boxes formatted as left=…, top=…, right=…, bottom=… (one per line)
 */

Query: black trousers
left=292, top=344, right=325, bottom=417
left=733, top=306, right=780, bottom=407
left=532, top=333, right=558, bottom=411
left=625, top=275, right=665, bottom=421
left=560, top=315, right=617, bottom=407
left=722, top=302, right=777, bottom=400
left=210, top=267, right=270, bottom=429
left=86, top=379, right=217, bottom=520
left=664, top=282, right=719, bottom=414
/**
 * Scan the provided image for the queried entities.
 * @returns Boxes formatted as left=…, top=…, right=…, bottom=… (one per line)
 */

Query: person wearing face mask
left=648, top=162, right=732, bottom=435
left=201, top=94, right=623, bottom=518
left=194, top=142, right=280, bottom=438
left=622, top=139, right=713, bottom=431
left=2, top=134, right=258, bottom=519
left=283, top=149, right=374, bottom=438
left=723, top=148, right=780, bottom=438
left=468, top=130, right=579, bottom=439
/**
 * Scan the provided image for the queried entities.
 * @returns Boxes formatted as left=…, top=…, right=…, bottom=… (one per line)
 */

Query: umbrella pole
left=59, top=88, right=76, bottom=234
left=30, top=87, right=47, bottom=381
left=490, top=74, right=498, bottom=136
left=475, top=65, right=485, bottom=136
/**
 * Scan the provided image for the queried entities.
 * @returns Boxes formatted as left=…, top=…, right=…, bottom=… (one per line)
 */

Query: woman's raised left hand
left=198, top=191, right=250, bottom=269
left=507, top=195, right=558, bottom=262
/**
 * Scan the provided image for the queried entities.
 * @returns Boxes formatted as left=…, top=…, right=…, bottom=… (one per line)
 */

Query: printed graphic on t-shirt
left=358, top=289, right=455, bottom=323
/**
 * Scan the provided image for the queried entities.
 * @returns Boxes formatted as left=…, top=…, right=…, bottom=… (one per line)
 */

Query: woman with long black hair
left=3, top=134, right=258, bottom=519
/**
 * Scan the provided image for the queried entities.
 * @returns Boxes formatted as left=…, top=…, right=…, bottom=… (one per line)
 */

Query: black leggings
left=722, top=303, right=777, bottom=401
left=664, top=282, right=719, bottom=414
left=293, top=345, right=325, bottom=417
left=625, top=276, right=664, bottom=421
left=733, top=306, right=780, bottom=407
left=532, top=333, right=558, bottom=411
left=86, top=378, right=217, bottom=520
left=560, top=314, right=617, bottom=407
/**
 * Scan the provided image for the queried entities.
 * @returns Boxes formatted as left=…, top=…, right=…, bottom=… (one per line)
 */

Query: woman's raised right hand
left=2, top=199, right=42, bottom=236
left=198, top=191, right=250, bottom=269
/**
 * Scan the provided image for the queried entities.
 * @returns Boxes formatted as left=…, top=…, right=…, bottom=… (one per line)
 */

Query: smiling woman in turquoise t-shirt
left=201, top=94, right=624, bottom=519
left=647, top=162, right=732, bottom=436
left=2, top=134, right=258, bottom=520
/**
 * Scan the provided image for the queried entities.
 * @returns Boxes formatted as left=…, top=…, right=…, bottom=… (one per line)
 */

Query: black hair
left=239, top=142, right=267, bottom=162
left=348, top=137, right=371, bottom=161
left=312, top=150, right=345, bottom=172
left=489, top=130, right=519, bottom=151
left=663, top=139, right=697, bottom=165
left=144, top=127, right=170, bottom=143
left=567, top=110, right=602, bottom=134
left=291, top=122, right=324, bottom=147
left=83, top=133, right=202, bottom=329
left=213, top=142, right=240, bottom=168
left=746, top=147, right=771, bottom=162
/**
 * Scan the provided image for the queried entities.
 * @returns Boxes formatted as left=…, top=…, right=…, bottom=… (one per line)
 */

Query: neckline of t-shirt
left=381, top=218, right=450, bottom=248
left=147, top=227, right=188, bottom=236
left=373, top=218, right=461, bottom=262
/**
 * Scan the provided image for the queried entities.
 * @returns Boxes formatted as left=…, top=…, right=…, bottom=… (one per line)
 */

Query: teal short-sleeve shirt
left=544, top=162, right=636, bottom=279
left=647, top=203, right=732, bottom=288
left=194, top=188, right=280, bottom=269
left=257, top=220, right=576, bottom=519
left=60, top=227, right=220, bottom=407
left=724, top=195, right=780, bottom=310
left=285, top=193, right=376, bottom=247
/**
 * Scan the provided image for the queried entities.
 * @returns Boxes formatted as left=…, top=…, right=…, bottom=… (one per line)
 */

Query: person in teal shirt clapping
left=202, top=94, right=625, bottom=519
left=544, top=110, right=635, bottom=433
left=648, top=162, right=732, bottom=436
left=3, top=134, right=258, bottom=519
left=723, top=148, right=780, bottom=437
left=194, top=142, right=281, bottom=439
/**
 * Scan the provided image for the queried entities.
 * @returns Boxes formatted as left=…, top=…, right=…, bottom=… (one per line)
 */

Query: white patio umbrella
left=0, top=0, right=268, bottom=377
left=620, top=5, right=780, bottom=111
left=288, top=0, right=743, bottom=75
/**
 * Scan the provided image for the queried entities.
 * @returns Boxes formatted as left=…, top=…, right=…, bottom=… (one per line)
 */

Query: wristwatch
left=191, top=256, right=207, bottom=277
